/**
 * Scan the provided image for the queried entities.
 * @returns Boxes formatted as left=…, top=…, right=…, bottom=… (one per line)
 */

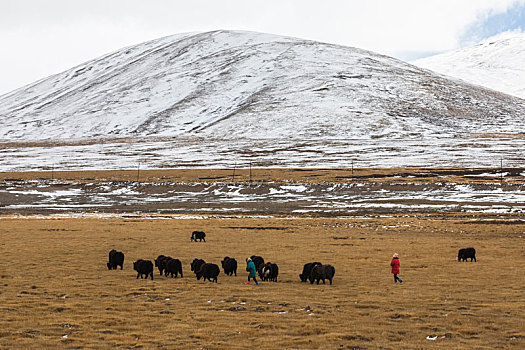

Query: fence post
left=500, top=158, right=503, bottom=183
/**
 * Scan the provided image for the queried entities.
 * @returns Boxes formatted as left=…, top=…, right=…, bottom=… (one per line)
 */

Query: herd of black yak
left=107, top=231, right=336, bottom=285
left=107, top=231, right=477, bottom=285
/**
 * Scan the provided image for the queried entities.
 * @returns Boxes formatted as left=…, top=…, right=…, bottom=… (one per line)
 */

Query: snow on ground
left=1, top=181, right=523, bottom=215
left=1, top=136, right=523, bottom=171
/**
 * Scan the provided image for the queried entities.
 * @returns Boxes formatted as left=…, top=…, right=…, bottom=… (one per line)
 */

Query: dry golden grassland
left=0, top=214, right=524, bottom=349
left=2, top=167, right=524, bottom=185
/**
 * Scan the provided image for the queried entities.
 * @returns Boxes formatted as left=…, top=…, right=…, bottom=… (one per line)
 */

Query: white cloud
left=0, top=0, right=523, bottom=95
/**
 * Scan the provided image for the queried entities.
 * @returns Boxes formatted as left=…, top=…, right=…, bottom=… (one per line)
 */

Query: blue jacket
left=246, top=260, right=257, bottom=278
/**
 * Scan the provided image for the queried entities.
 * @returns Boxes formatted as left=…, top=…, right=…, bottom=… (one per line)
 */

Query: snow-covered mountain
left=413, top=32, right=525, bottom=99
left=0, top=30, right=524, bottom=142
left=0, top=30, right=524, bottom=171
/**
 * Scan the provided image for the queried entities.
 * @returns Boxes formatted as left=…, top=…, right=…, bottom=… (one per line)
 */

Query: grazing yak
left=299, top=262, right=322, bottom=282
left=133, top=259, right=154, bottom=280
left=250, top=255, right=265, bottom=270
left=309, top=264, right=335, bottom=285
left=196, top=263, right=220, bottom=283
left=221, top=256, right=238, bottom=276
left=191, top=258, right=206, bottom=274
left=107, top=249, right=125, bottom=270
left=165, top=258, right=183, bottom=278
left=154, top=255, right=171, bottom=276
left=191, top=231, right=206, bottom=242
left=458, top=248, right=476, bottom=262
left=260, top=262, right=279, bottom=282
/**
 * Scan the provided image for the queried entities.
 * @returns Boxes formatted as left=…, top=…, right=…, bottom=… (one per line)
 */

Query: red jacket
left=390, top=258, right=400, bottom=274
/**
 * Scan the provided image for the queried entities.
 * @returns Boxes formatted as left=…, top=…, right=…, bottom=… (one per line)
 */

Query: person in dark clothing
left=244, top=257, right=259, bottom=285
left=390, top=253, right=403, bottom=283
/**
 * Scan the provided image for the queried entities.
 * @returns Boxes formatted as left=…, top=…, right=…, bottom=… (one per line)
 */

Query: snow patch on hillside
left=413, top=31, right=525, bottom=99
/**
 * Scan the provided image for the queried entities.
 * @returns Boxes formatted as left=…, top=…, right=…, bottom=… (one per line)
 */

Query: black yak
left=107, top=249, right=125, bottom=270
left=250, top=255, right=265, bottom=270
left=190, top=258, right=206, bottom=274
left=196, top=263, right=220, bottom=283
left=165, top=258, right=183, bottom=278
left=309, top=264, right=335, bottom=285
left=458, top=248, right=476, bottom=262
left=221, top=257, right=238, bottom=276
left=191, top=231, right=206, bottom=242
left=261, top=262, right=279, bottom=282
left=299, top=262, right=322, bottom=282
left=154, top=255, right=171, bottom=276
left=133, top=259, right=154, bottom=280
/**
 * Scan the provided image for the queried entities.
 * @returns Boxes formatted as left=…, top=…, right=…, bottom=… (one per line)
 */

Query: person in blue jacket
left=244, top=257, right=259, bottom=285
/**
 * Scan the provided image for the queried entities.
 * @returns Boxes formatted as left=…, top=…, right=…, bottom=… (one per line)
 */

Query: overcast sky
left=1, top=0, right=524, bottom=95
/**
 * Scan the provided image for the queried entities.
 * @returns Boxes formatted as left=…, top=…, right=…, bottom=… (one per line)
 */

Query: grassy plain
left=1, top=167, right=524, bottom=184
left=0, top=213, right=524, bottom=349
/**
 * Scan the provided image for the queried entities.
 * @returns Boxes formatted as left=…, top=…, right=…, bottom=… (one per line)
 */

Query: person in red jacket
left=390, top=253, right=402, bottom=283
